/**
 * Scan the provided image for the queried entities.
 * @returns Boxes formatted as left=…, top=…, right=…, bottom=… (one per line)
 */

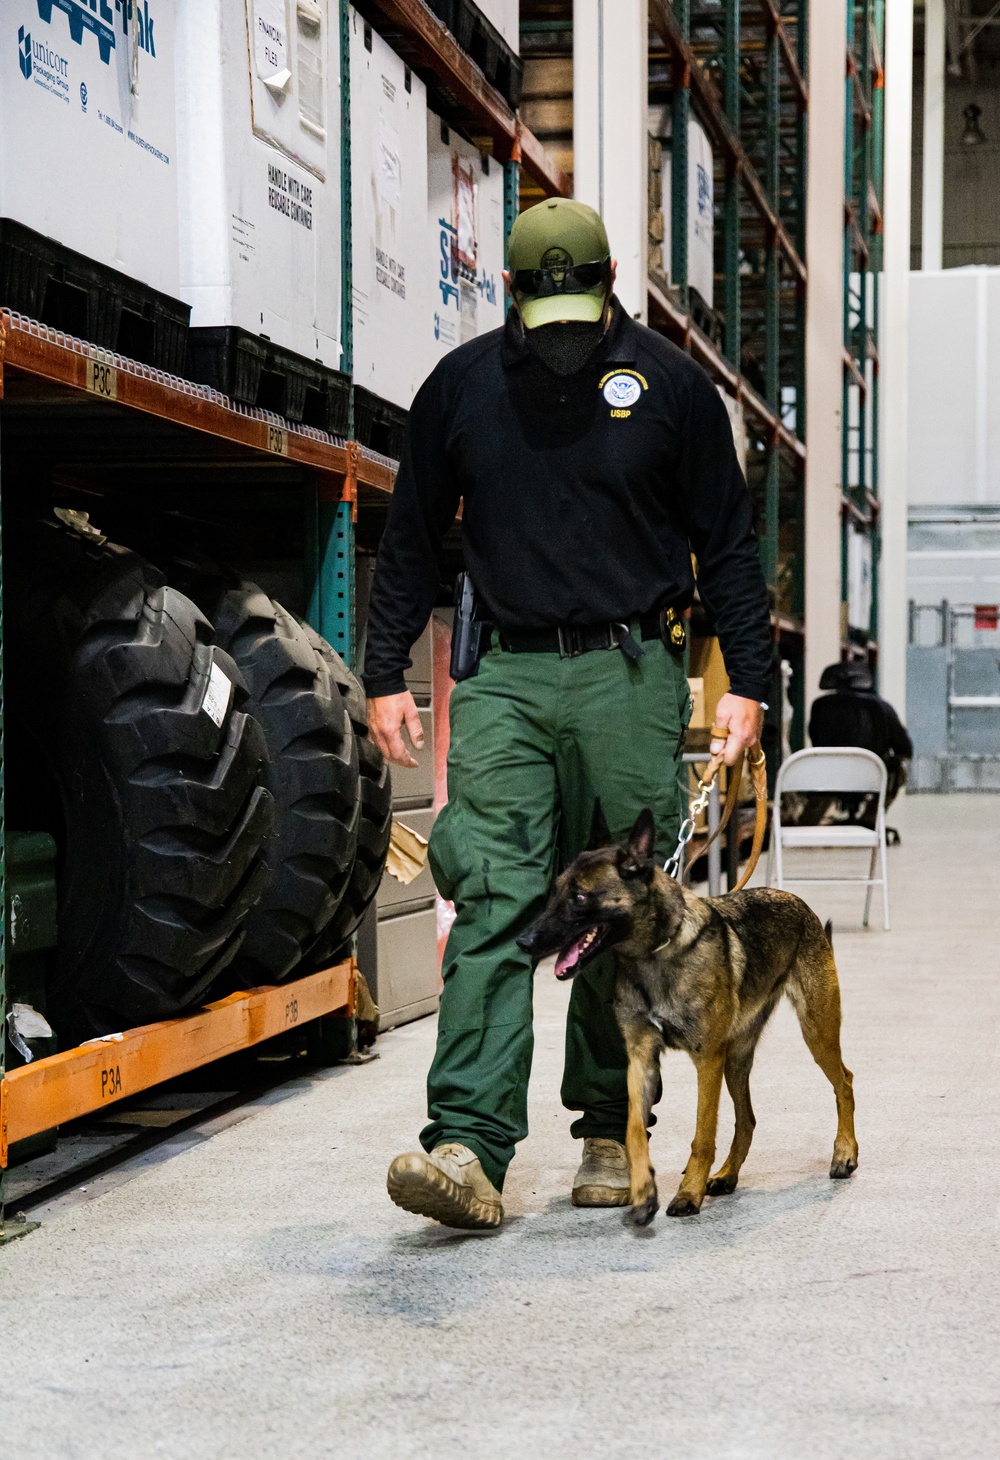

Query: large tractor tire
left=302, top=625, right=392, bottom=965
left=209, top=585, right=360, bottom=984
left=7, top=521, right=273, bottom=1043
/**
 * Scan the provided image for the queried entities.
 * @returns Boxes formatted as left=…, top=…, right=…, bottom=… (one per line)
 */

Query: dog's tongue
left=554, top=932, right=592, bottom=980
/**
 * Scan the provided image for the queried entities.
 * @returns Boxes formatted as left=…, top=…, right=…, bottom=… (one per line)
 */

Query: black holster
left=450, top=572, right=491, bottom=683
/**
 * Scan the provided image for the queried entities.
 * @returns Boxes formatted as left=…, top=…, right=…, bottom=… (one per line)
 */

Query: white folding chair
left=768, top=747, right=890, bottom=930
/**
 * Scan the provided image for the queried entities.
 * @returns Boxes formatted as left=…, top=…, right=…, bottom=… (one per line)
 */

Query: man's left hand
left=710, top=693, right=765, bottom=766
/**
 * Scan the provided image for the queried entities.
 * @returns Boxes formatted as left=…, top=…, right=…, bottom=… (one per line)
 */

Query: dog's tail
left=823, top=918, right=834, bottom=950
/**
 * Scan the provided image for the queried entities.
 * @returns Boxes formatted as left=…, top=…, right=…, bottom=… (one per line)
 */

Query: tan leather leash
left=665, top=725, right=768, bottom=894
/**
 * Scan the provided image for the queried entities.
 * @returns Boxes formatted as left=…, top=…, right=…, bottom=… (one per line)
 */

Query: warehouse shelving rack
left=843, top=0, right=885, bottom=664
left=651, top=2, right=809, bottom=746
left=0, top=0, right=565, bottom=1237
left=519, top=1, right=810, bottom=745
left=0, top=314, right=380, bottom=1237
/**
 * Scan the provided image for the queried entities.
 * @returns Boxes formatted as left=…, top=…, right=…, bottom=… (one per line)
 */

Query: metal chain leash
left=663, top=761, right=723, bottom=879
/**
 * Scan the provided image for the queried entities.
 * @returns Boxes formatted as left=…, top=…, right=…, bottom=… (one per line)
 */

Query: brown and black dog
left=518, top=805, right=858, bottom=1226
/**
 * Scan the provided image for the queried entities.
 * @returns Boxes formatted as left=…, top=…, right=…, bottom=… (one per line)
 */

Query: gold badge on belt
left=660, top=606, right=687, bottom=654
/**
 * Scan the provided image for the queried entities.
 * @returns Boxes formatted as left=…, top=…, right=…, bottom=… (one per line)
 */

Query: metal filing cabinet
left=372, top=620, right=441, bottom=1031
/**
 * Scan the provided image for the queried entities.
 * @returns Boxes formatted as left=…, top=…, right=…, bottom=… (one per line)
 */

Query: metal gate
left=907, top=602, right=1000, bottom=791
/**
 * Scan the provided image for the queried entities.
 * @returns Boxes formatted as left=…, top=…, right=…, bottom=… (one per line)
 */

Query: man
left=363, top=198, right=771, bottom=1230
left=806, top=661, right=913, bottom=832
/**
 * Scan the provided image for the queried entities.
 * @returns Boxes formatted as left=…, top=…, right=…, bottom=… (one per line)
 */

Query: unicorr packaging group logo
left=18, top=25, right=33, bottom=79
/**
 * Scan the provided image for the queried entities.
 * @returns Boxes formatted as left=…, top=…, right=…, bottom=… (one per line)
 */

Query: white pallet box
left=427, top=113, right=504, bottom=365
left=350, top=7, right=429, bottom=409
left=174, top=0, right=342, bottom=367
left=478, top=0, right=519, bottom=51
left=0, top=0, right=178, bottom=296
left=650, top=109, right=715, bottom=309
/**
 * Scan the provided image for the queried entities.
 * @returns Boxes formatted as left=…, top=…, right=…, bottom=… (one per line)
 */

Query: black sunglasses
left=512, top=260, right=611, bottom=298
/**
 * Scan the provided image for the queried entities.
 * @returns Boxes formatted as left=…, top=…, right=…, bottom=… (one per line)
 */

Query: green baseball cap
left=508, top=198, right=611, bottom=328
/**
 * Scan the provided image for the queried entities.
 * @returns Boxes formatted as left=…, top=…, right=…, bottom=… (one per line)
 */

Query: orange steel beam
left=356, top=0, right=570, bottom=197
left=0, top=313, right=394, bottom=498
left=0, top=961, right=357, bottom=1163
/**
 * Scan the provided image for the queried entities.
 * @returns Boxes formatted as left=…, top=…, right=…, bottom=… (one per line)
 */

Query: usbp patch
left=600, top=369, right=648, bottom=418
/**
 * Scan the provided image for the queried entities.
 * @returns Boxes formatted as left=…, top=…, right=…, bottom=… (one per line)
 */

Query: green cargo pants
left=423, top=634, right=691, bottom=1192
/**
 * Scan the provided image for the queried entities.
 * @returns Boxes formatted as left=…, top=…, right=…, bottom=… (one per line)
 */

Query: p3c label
left=87, top=357, right=117, bottom=400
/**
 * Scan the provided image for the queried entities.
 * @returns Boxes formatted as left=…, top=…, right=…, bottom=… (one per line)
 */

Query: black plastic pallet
left=353, top=386, right=409, bottom=463
left=425, top=0, right=522, bottom=110
left=0, top=219, right=190, bottom=375
left=186, top=327, right=351, bottom=436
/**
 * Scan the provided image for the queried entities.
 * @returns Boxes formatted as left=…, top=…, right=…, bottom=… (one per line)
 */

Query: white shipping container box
left=175, top=0, right=342, bottom=367
left=652, top=112, right=715, bottom=309
left=0, top=0, right=178, bottom=296
left=350, top=8, right=428, bottom=409
left=907, top=267, right=1000, bottom=508
left=427, top=113, right=504, bottom=365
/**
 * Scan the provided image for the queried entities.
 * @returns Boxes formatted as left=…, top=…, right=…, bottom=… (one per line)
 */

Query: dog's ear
left=620, top=807, right=656, bottom=878
left=587, top=798, right=613, bottom=850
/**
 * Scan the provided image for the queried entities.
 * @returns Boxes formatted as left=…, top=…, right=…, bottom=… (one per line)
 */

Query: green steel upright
left=843, top=0, right=885, bottom=670
left=503, top=159, right=521, bottom=315
left=722, top=0, right=740, bottom=369
left=670, top=0, right=691, bottom=305
left=307, top=0, right=355, bottom=666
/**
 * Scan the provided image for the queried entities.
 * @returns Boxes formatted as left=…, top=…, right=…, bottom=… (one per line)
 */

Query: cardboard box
left=688, top=636, right=730, bottom=727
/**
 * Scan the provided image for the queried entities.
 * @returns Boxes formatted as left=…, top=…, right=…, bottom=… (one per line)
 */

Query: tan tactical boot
left=572, top=1137, right=631, bottom=1207
left=387, top=1142, right=503, bottom=1230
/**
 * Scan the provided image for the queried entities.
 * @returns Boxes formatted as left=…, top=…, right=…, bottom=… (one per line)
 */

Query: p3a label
left=101, top=1065, right=123, bottom=1099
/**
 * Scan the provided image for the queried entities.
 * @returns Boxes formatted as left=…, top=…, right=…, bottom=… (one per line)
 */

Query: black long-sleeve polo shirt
left=362, top=299, right=772, bottom=703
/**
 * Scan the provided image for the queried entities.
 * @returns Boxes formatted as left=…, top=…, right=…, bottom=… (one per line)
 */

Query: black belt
left=500, top=608, right=685, bottom=661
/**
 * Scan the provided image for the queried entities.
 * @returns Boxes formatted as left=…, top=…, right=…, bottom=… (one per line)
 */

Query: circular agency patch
left=602, top=372, right=644, bottom=409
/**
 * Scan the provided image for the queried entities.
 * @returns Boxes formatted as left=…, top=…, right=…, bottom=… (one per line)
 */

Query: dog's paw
left=666, top=1193, right=702, bottom=1217
left=829, top=1155, right=858, bottom=1180
left=630, top=1192, right=659, bottom=1227
left=706, top=1173, right=738, bottom=1196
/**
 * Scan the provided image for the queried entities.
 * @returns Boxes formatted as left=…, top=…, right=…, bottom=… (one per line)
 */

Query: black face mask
left=523, top=318, right=606, bottom=376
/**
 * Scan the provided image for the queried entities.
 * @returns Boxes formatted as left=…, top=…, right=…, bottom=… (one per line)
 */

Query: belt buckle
left=557, top=625, right=583, bottom=658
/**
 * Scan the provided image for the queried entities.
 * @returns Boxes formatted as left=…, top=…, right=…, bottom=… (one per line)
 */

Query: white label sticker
left=255, top=0, right=291, bottom=90
left=202, top=660, right=232, bottom=728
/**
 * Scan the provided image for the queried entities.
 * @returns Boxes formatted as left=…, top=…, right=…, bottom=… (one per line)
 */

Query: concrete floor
left=1, top=794, right=998, bottom=1459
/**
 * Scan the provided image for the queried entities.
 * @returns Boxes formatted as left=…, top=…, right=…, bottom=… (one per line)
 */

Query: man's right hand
left=367, top=691, right=425, bottom=769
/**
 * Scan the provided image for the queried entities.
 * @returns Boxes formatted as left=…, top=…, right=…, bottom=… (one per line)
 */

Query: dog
left=517, top=804, right=858, bottom=1226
